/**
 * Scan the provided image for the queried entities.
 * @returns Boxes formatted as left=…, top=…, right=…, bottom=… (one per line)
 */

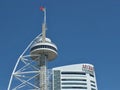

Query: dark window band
left=91, top=84, right=96, bottom=87
left=62, top=82, right=87, bottom=85
left=90, top=80, right=95, bottom=84
left=62, top=79, right=87, bottom=81
left=31, top=45, right=57, bottom=52
left=61, top=72, right=86, bottom=75
left=62, top=86, right=87, bottom=89
left=89, top=74, right=94, bottom=77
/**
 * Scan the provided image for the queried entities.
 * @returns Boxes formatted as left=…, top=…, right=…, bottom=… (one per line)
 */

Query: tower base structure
left=7, top=55, right=53, bottom=90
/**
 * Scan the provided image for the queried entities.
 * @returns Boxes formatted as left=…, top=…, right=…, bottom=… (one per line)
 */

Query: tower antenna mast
left=40, top=6, right=47, bottom=42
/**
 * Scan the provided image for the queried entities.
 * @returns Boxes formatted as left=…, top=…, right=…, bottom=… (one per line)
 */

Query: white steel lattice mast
left=7, top=6, right=58, bottom=90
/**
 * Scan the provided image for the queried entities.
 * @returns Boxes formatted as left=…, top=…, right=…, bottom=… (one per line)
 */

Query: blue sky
left=0, top=0, right=120, bottom=90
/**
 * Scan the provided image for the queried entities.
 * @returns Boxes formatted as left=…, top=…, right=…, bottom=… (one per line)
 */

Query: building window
left=62, top=82, right=87, bottom=85
left=91, top=84, right=96, bottom=87
left=89, top=74, right=94, bottom=77
left=62, top=79, right=87, bottom=81
left=62, top=86, right=87, bottom=89
left=61, top=72, right=86, bottom=75
left=90, top=80, right=95, bottom=84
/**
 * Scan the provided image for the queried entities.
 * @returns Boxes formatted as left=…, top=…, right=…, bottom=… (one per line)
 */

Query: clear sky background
left=0, top=0, right=120, bottom=90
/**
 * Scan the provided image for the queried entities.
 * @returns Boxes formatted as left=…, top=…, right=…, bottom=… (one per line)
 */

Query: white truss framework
left=7, top=34, right=52, bottom=90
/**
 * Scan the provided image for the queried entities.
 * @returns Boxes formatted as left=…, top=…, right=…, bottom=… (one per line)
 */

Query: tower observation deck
left=30, top=7, right=58, bottom=61
left=7, top=6, right=58, bottom=90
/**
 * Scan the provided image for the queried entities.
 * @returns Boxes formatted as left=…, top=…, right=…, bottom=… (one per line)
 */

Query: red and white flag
left=40, top=6, right=45, bottom=11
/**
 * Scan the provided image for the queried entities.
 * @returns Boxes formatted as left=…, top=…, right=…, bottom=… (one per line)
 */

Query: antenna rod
left=40, top=6, right=47, bottom=42
left=43, top=7, right=46, bottom=24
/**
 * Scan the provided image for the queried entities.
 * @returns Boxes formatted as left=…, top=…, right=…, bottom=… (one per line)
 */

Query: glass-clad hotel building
left=52, top=64, right=98, bottom=90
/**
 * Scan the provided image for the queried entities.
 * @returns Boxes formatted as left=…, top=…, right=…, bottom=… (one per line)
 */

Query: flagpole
left=40, top=7, right=47, bottom=42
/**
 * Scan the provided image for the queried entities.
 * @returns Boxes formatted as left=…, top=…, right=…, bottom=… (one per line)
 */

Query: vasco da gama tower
left=7, top=6, right=98, bottom=90
left=8, top=7, right=58, bottom=90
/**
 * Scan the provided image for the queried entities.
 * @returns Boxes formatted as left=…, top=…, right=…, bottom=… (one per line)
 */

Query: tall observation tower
left=7, top=6, right=58, bottom=90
